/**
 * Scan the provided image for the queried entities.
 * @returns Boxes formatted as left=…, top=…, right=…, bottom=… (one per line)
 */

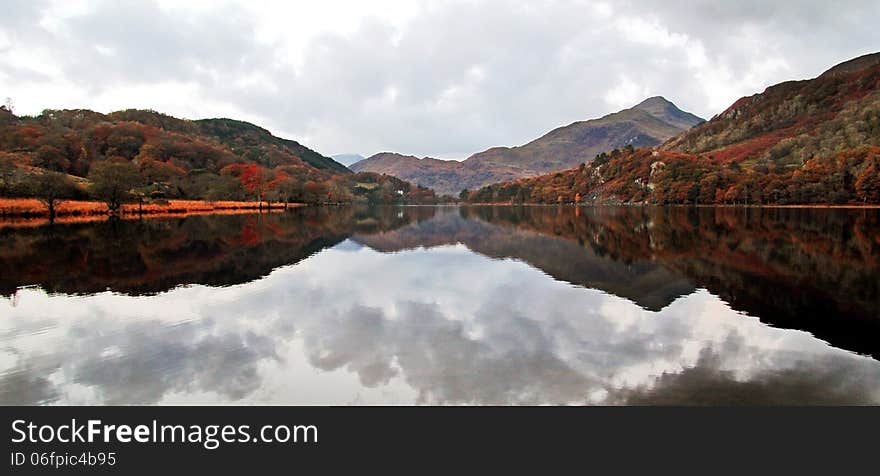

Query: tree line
left=463, top=145, right=880, bottom=205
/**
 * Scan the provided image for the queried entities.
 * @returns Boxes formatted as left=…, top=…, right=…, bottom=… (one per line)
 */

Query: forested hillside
left=465, top=53, right=880, bottom=205
left=0, top=108, right=442, bottom=211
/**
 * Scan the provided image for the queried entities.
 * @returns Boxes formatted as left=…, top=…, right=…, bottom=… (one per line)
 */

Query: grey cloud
left=3, top=1, right=879, bottom=157
left=620, top=344, right=880, bottom=405
left=67, top=318, right=278, bottom=404
left=60, top=1, right=268, bottom=89
left=0, top=364, right=60, bottom=405
left=303, top=301, right=594, bottom=405
left=625, top=0, right=880, bottom=78
left=303, top=305, right=400, bottom=387
left=0, top=0, right=48, bottom=31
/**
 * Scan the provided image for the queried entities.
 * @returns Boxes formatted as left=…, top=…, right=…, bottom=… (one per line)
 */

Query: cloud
left=2, top=0, right=878, bottom=158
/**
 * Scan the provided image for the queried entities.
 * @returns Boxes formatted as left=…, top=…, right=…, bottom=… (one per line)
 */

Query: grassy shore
left=0, top=198, right=302, bottom=227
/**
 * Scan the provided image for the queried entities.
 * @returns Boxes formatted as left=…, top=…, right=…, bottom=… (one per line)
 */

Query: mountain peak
left=633, top=96, right=674, bottom=109
left=631, top=96, right=704, bottom=130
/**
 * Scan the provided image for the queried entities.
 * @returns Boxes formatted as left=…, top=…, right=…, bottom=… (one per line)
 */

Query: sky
left=1, top=0, right=878, bottom=160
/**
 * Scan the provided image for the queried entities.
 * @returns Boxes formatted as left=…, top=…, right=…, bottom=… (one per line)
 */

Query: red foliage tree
left=855, top=158, right=880, bottom=203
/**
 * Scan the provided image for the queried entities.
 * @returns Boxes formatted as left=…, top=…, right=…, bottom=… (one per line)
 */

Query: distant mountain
left=462, top=98, right=701, bottom=173
left=351, top=153, right=461, bottom=190
left=351, top=152, right=528, bottom=196
left=352, top=97, right=703, bottom=195
left=465, top=52, right=880, bottom=205
left=331, top=153, right=365, bottom=167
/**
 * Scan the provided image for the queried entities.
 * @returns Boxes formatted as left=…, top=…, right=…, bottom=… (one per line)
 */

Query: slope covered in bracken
left=0, top=107, right=351, bottom=203
left=664, top=52, right=880, bottom=165
left=0, top=108, right=347, bottom=176
left=466, top=53, right=880, bottom=205
left=0, top=108, right=450, bottom=206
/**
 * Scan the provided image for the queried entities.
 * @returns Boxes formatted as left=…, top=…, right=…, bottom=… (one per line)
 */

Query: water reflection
left=1, top=206, right=878, bottom=405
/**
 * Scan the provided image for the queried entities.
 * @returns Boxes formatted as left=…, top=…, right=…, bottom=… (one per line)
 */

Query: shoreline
left=0, top=198, right=305, bottom=228
left=462, top=202, right=880, bottom=209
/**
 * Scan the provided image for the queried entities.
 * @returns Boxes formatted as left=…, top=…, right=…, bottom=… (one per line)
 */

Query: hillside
left=353, top=97, right=703, bottom=195
left=194, top=117, right=349, bottom=174
left=466, top=52, right=880, bottom=205
left=0, top=108, right=450, bottom=208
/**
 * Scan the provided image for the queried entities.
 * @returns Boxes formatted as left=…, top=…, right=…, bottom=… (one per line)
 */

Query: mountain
left=331, top=153, right=365, bottom=167
left=0, top=108, right=446, bottom=206
left=351, top=152, right=462, bottom=190
left=465, top=52, right=880, bottom=205
left=352, top=97, right=703, bottom=195
left=350, top=152, right=528, bottom=196
left=463, top=97, right=702, bottom=173
left=631, top=96, right=705, bottom=130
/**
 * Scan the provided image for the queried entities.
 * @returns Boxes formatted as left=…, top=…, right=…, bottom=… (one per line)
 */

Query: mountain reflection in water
left=1, top=205, right=878, bottom=405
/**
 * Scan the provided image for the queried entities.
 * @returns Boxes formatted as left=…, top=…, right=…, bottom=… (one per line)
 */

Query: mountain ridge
left=353, top=97, right=703, bottom=195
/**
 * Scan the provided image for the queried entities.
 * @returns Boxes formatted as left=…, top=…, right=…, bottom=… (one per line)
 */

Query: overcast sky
left=1, top=0, right=878, bottom=159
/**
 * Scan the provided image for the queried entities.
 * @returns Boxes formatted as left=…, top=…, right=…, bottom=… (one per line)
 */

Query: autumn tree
left=321, top=179, right=347, bottom=204
left=34, top=144, right=70, bottom=172
left=219, top=163, right=269, bottom=203
left=687, top=183, right=700, bottom=204
left=855, top=159, right=880, bottom=203
left=29, top=171, right=77, bottom=223
left=302, top=180, right=327, bottom=204
left=0, top=153, right=17, bottom=196
left=89, top=160, right=141, bottom=214
left=276, top=177, right=304, bottom=205
left=203, top=174, right=245, bottom=201
left=105, top=122, right=146, bottom=159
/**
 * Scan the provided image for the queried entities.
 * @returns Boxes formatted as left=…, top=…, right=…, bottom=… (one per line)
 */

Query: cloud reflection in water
left=2, top=239, right=878, bottom=405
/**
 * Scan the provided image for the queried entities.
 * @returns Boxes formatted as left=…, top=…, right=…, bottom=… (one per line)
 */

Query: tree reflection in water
left=1, top=206, right=878, bottom=405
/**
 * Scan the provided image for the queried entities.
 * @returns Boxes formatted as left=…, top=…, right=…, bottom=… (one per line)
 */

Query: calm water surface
left=1, top=206, right=879, bottom=405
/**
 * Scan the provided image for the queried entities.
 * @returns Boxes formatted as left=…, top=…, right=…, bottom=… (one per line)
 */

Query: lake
left=1, top=205, right=879, bottom=405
